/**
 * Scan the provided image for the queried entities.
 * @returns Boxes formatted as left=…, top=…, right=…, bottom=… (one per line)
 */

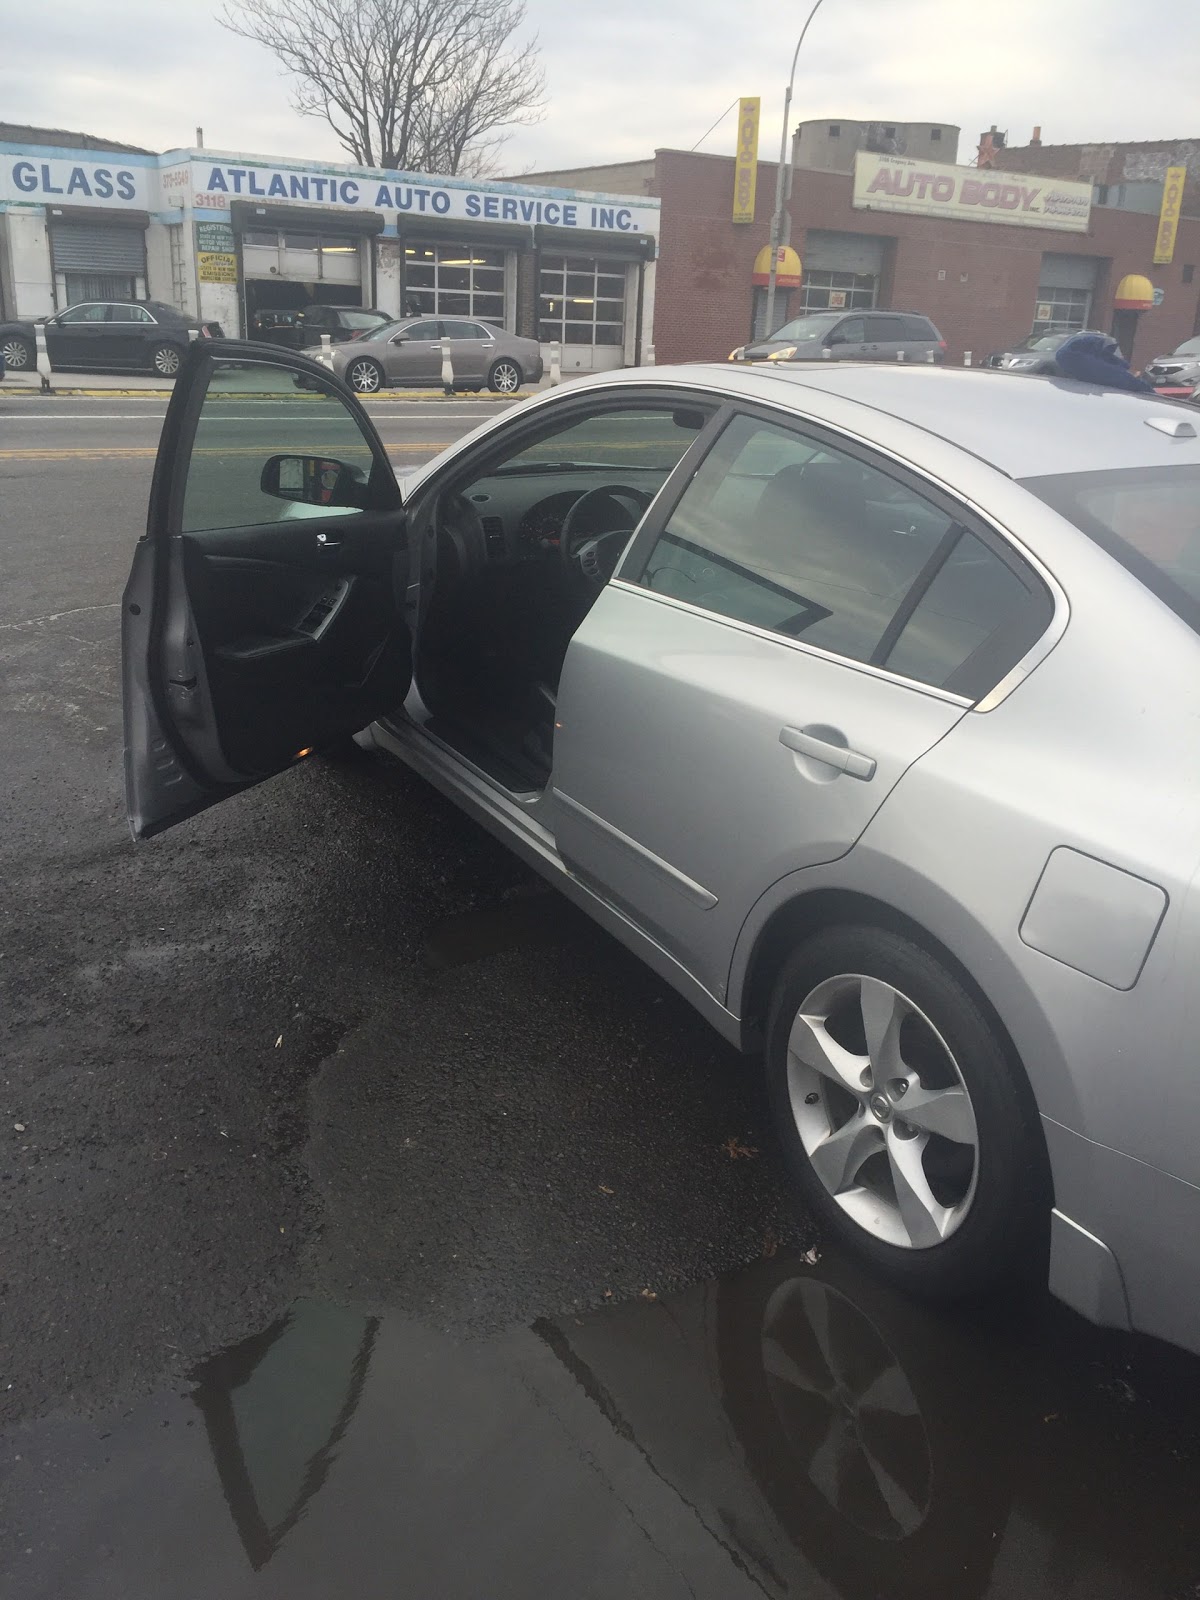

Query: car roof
left=654, top=362, right=1200, bottom=478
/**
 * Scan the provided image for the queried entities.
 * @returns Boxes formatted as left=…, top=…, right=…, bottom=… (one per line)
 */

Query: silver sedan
left=330, top=314, right=542, bottom=394
left=122, top=343, right=1200, bottom=1356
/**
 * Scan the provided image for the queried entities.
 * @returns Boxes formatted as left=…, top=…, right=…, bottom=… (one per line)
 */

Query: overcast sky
left=3, top=0, right=1199, bottom=176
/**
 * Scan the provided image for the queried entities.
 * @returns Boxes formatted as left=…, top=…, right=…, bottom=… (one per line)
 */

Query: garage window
left=404, top=242, right=506, bottom=323
left=539, top=256, right=627, bottom=346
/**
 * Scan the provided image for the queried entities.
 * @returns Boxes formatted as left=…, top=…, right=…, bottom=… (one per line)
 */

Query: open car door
left=122, top=340, right=412, bottom=839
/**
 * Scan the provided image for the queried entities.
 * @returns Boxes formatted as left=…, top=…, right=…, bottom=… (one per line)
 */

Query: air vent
left=481, top=515, right=506, bottom=557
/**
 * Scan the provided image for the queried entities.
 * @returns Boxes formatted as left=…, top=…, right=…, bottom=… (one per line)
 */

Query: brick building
left=529, top=122, right=1200, bottom=370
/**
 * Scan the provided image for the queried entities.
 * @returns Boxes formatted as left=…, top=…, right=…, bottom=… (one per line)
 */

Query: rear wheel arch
left=736, top=888, right=1051, bottom=1193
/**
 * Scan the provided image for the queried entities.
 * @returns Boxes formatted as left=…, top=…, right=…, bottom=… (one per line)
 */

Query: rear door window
left=632, top=410, right=1053, bottom=696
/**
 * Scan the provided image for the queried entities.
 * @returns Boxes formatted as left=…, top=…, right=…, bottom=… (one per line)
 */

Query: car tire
left=487, top=358, right=522, bottom=394
left=764, top=924, right=1047, bottom=1301
left=2, top=333, right=35, bottom=372
left=150, top=343, right=184, bottom=378
left=347, top=357, right=385, bottom=395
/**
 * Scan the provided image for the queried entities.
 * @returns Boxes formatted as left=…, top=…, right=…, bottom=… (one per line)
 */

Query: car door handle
left=779, top=726, right=876, bottom=780
left=316, top=530, right=342, bottom=549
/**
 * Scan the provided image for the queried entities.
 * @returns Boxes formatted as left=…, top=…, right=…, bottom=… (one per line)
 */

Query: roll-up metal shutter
left=50, top=222, right=146, bottom=274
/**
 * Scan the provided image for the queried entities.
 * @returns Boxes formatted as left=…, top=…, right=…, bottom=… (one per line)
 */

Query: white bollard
left=644, top=344, right=656, bottom=366
left=896, top=347, right=906, bottom=361
left=549, top=339, right=561, bottom=386
left=926, top=349, right=936, bottom=363
left=821, top=345, right=832, bottom=359
left=963, top=350, right=973, bottom=366
left=440, top=336, right=454, bottom=395
left=318, top=332, right=334, bottom=370
left=35, top=322, right=51, bottom=392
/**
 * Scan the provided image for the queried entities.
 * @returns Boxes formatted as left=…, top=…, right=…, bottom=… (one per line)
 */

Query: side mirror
left=260, top=454, right=367, bottom=509
left=389, top=333, right=407, bottom=345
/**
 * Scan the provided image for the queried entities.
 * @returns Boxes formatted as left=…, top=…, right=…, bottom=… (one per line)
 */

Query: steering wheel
left=559, top=486, right=653, bottom=585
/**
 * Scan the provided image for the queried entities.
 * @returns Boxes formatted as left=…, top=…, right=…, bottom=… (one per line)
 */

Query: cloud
left=2, top=0, right=1199, bottom=172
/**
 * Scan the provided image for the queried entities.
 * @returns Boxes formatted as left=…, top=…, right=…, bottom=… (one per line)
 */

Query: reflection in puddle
left=6, top=1256, right=1200, bottom=1598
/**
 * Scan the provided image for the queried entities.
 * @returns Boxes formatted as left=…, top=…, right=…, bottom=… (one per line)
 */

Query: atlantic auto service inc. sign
left=853, top=152, right=1092, bottom=233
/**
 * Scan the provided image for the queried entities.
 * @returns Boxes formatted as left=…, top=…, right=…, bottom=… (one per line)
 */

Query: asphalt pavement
left=3, top=393, right=1200, bottom=1598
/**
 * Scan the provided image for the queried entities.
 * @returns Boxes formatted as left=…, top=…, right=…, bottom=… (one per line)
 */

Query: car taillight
left=200, top=325, right=212, bottom=339
left=938, top=340, right=948, bottom=352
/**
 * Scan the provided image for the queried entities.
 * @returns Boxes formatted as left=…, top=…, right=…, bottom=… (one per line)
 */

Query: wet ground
left=6, top=1251, right=1200, bottom=1599
left=4, top=398, right=1200, bottom=1598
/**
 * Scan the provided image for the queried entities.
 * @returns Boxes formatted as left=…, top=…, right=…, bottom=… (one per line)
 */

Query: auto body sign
left=853, top=152, right=1092, bottom=233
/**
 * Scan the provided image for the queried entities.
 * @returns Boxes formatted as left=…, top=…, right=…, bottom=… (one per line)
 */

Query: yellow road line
left=0, top=443, right=455, bottom=461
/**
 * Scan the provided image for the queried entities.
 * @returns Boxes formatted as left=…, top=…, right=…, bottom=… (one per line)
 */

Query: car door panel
left=387, top=320, right=442, bottom=383
left=122, top=339, right=412, bottom=839
left=550, top=582, right=965, bottom=996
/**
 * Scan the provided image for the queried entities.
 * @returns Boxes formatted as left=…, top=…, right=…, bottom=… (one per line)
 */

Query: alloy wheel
left=785, top=974, right=979, bottom=1249
left=350, top=360, right=382, bottom=394
left=491, top=360, right=520, bottom=393
left=153, top=346, right=181, bottom=376
left=2, top=336, right=32, bottom=370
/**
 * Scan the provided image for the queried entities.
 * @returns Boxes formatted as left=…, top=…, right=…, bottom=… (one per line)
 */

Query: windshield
left=1023, top=464, right=1200, bottom=633
left=1173, top=337, right=1200, bottom=357
left=339, top=309, right=390, bottom=330
left=765, top=313, right=842, bottom=344
left=1014, top=332, right=1068, bottom=352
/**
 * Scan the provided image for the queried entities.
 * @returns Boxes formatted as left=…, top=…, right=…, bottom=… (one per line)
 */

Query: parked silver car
left=122, top=345, right=1200, bottom=1355
left=330, top=314, right=542, bottom=394
left=1144, top=335, right=1200, bottom=390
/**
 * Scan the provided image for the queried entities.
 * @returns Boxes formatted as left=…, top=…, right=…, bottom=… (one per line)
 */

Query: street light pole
left=764, top=0, right=827, bottom=337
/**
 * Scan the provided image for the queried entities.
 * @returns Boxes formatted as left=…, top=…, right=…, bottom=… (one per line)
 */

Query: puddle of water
left=4, top=1255, right=1200, bottom=1599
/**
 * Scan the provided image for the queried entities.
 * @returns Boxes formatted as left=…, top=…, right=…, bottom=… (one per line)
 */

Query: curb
left=2, top=384, right=528, bottom=402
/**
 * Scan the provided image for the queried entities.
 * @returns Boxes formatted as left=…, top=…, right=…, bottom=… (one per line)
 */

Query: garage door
left=50, top=221, right=147, bottom=304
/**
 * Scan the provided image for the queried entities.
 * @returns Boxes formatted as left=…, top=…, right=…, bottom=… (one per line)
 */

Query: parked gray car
left=122, top=345, right=1200, bottom=1357
left=731, top=309, right=946, bottom=365
left=1144, top=335, right=1200, bottom=390
left=330, top=314, right=542, bottom=394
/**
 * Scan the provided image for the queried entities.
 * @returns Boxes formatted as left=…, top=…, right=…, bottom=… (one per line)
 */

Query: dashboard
left=445, top=465, right=671, bottom=572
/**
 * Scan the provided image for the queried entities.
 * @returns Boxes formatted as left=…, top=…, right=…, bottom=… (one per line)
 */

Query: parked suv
left=1144, top=336, right=1200, bottom=392
left=0, top=300, right=222, bottom=377
left=731, top=310, right=946, bottom=365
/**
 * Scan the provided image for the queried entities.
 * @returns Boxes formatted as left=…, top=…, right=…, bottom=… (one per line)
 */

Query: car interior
left=409, top=402, right=714, bottom=790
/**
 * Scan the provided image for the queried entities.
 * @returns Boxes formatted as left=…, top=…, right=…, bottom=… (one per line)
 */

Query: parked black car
left=982, top=329, right=1106, bottom=374
left=0, top=300, right=223, bottom=378
left=249, top=303, right=416, bottom=351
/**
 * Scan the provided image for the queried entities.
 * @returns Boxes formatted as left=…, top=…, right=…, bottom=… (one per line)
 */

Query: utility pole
left=764, top=0, right=827, bottom=336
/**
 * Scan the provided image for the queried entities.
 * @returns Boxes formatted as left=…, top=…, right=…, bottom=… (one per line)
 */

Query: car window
left=108, top=305, right=152, bottom=323
left=440, top=320, right=486, bottom=340
left=867, top=315, right=906, bottom=341
left=1024, top=464, right=1200, bottom=631
left=58, top=304, right=108, bottom=324
left=637, top=411, right=1049, bottom=693
left=486, top=404, right=712, bottom=476
left=831, top=317, right=865, bottom=345
left=883, top=532, right=1050, bottom=695
left=302, top=307, right=332, bottom=325
left=180, top=358, right=379, bottom=533
left=769, top=314, right=841, bottom=344
left=337, top=309, right=389, bottom=331
left=901, top=316, right=937, bottom=341
left=400, top=320, right=441, bottom=342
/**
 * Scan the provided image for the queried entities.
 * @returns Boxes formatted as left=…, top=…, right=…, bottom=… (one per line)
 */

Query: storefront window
left=796, top=269, right=878, bottom=313
left=403, top=243, right=506, bottom=323
left=539, top=256, right=627, bottom=347
left=1032, top=285, right=1091, bottom=335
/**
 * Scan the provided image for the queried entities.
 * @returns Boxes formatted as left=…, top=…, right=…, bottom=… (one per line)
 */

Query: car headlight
left=766, top=346, right=798, bottom=361
left=728, top=347, right=745, bottom=360
left=1007, top=356, right=1039, bottom=367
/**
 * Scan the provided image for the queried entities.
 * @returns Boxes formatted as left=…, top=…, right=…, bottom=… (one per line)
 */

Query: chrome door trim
left=552, top=787, right=719, bottom=910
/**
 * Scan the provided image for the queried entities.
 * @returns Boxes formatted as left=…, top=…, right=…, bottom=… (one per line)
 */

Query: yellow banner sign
left=198, top=251, right=238, bottom=284
left=1154, top=165, right=1186, bottom=265
left=733, top=97, right=760, bottom=225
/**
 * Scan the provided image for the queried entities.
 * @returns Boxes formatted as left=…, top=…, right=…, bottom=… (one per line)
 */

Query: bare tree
left=220, top=0, right=546, bottom=176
